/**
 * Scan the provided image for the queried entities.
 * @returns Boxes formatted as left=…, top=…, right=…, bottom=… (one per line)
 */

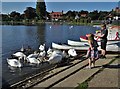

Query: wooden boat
left=68, top=40, right=120, bottom=46
left=52, top=42, right=120, bottom=52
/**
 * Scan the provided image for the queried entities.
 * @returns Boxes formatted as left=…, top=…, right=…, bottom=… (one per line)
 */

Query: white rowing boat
left=52, top=42, right=120, bottom=52
left=68, top=40, right=120, bottom=46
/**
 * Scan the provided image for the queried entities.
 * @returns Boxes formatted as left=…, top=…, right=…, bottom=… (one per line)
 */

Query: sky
left=1, top=2, right=119, bottom=14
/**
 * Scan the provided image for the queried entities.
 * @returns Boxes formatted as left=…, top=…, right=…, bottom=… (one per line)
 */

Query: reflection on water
left=2, top=23, right=97, bottom=86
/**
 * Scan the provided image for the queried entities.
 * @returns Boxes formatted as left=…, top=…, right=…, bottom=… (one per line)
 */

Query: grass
left=75, top=82, right=88, bottom=89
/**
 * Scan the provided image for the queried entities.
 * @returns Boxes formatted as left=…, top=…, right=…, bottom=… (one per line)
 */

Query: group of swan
left=7, top=44, right=45, bottom=68
left=7, top=44, right=77, bottom=68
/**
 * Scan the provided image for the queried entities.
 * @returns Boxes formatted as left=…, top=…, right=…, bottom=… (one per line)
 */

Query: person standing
left=95, top=24, right=108, bottom=58
left=86, top=33, right=99, bottom=68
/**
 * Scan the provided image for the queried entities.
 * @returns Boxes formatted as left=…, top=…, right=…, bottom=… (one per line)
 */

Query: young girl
left=86, top=33, right=99, bottom=69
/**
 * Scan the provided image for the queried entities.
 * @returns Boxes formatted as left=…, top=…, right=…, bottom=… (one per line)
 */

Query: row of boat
left=52, top=39, right=120, bottom=52
left=52, top=26, right=120, bottom=52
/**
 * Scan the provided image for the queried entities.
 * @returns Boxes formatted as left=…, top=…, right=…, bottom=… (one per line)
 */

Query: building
left=50, top=11, right=63, bottom=21
left=80, top=14, right=87, bottom=17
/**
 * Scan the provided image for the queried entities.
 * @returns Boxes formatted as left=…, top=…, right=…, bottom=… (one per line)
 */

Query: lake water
left=1, top=23, right=97, bottom=87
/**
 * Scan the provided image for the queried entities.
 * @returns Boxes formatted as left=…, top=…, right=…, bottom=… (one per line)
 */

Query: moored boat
left=68, top=40, right=120, bottom=46
left=80, top=36, right=120, bottom=42
left=52, top=42, right=120, bottom=52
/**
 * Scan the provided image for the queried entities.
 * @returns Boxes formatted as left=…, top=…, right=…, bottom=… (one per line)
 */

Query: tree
left=10, top=11, right=20, bottom=21
left=24, top=7, right=36, bottom=20
left=36, top=0, right=46, bottom=20
left=2, top=14, right=10, bottom=21
left=66, top=10, right=76, bottom=21
left=98, top=11, right=109, bottom=20
left=88, top=10, right=99, bottom=20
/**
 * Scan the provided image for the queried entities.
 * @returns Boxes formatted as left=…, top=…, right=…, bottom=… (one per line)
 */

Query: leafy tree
left=98, top=11, right=109, bottom=20
left=79, top=10, right=88, bottom=15
left=2, top=14, right=10, bottom=21
left=88, top=10, right=100, bottom=20
left=24, top=7, right=36, bottom=19
left=10, top=11, right=20, bottom=21
left=36, top=0, right=46, bottom=20
left=66, top=10, right=76, bottom=21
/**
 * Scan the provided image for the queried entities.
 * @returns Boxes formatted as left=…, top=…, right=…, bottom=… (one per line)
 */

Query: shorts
left=101, top=40, right=107, bottom=50
left=86, top=49, right=98, bottom=59
left=91, top=50, right=99, bottom=59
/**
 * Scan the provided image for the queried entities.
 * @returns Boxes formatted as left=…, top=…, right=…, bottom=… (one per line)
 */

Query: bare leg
left=101, top=49, right=106, bottom=56
left=88, top=58, right=91, bottom=68
left=91, top=58, right=95, bottom=67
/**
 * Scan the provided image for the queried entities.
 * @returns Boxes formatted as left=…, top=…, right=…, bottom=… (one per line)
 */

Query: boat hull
left=68, top=40, right=120, bottom=46
left=52, top=42, right=120, bottom=52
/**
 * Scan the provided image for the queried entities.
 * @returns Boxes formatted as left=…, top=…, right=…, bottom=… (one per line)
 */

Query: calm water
left=1, top=23, right=97, bottom=86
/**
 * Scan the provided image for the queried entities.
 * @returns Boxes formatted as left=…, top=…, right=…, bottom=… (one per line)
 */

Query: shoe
left=86, top=66, right=91, bottom=69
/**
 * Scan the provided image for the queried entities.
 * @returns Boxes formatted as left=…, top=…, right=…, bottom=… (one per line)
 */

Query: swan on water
left=12, top=52, right=26, bottom=62
left=7, top=58, right=22, bottom=68
left=39, top=44, right=45, bottom=51
left=50, top=26, right=52, bottom=29
left=68, top=49, right=77, bottom=57
left=69, top=26, right=73, bottom=29
left=20, top=45, right=24, bottom=52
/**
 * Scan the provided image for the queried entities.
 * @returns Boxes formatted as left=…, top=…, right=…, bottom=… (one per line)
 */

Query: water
left=1, top=23, right=97, bottom=86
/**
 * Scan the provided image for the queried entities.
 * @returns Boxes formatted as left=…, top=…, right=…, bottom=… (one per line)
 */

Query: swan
left=27, top=53, right=39, bottom=59
left=50, top=26, right=52, bottom=29
left=12, top=52, right=26, bottom=62
left=39, top=44, right=45, bottom=51
left=20, top=45, right=24, bottom=52
left=47, top=48, right=53, bottom=57
left=39, top=51, right=46, bottom=58
left=26, top=57, right=40, bottom=64
left=68, top=49, right=77, bottom=57
left=62, top=50, right=68, bottom=58
left=69, top=26, right=73, bottom=29
left=7, top=58, right=22, bottom=68
left=47, top=53, right=62, bottom=64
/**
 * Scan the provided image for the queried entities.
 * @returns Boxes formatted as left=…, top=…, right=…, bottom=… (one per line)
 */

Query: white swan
left=68, top=49, right=77, bottom=57
left=69, top=26, right=73, bottom=29
left=13, top=52, right=26, bottom=62
left=39, top=44, right=45, bottom=51
left=50, top=26, right=52, bottom=29
left=39, top=51, right=46, bottom=57
left=27, top=53, right=39, bottom=59
left=47, top=48, right=53, bottom=57
left=62, top=50, right=68, bottom=58
left=20, top=45, right=24, bottom=52
left=7, top=58, right=22, bottom=68
left=27, top=57, right=40, bottom=64
left=47, top=53, right=62, bottom=64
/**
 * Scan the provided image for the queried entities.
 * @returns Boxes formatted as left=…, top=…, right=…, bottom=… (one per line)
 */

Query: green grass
left=75, top=82, right=88, bottom=89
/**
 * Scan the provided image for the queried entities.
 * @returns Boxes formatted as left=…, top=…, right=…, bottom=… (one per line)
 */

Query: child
left=86, top=33, right=99, bottom=69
